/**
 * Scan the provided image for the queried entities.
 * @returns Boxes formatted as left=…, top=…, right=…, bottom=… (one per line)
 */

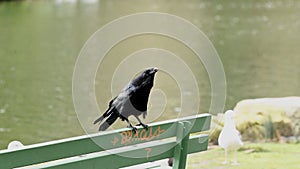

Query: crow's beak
left=152, top=67, right=158, bottom=73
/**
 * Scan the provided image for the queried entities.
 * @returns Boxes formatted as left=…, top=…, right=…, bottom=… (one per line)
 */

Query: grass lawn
left=187, top=143, right=300, bottom=169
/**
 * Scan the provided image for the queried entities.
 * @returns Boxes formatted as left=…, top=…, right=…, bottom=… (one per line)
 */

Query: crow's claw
left=131, top=126, right=137, bottom=133
left=137, top=123, right=148, bottom=130
left=127, top=123, right=138, bottom=133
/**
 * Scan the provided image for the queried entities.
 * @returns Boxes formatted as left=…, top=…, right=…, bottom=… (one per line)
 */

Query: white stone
left=7, top=141, right=24, bottom=150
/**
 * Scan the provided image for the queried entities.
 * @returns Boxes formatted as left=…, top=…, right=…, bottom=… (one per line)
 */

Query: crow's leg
left=123, top=117, right=137, bottom=133
left=135, top=116, right=148, bottom=130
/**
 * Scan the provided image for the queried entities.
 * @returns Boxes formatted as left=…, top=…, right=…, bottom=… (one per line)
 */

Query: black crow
left=94, top=67, right=158, bottom=132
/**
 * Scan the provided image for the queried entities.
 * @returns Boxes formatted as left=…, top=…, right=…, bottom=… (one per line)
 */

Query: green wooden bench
left=0, top=113, right=211, bottom=169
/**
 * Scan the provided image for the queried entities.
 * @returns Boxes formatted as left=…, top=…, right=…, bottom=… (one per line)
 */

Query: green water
left=0, top=0, right=299, bottom=149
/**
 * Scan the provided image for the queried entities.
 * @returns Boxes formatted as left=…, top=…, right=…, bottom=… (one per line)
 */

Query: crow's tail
left=98, top=110, right=119, bottom=131
left=93, top=116, right=104, bottom=125
left=93, top=107, right=114, bottom=125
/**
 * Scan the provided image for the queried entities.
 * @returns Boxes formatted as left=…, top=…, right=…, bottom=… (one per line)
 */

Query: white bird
left=7, top=140, right=24, bottom=150
left=218, top=110, right=243, bottom=165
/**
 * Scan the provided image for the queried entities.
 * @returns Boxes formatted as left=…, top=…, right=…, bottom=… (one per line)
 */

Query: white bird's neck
left=224, top=118, right=236, bottom=129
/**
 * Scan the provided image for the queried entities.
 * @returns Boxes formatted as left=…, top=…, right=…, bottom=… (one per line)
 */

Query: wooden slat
left=0, top=113, right=211, bottom=169
left=16, top=135, right=209, bottom=169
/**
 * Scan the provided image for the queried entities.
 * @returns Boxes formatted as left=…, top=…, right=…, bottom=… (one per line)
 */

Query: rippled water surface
left=0, top=0, right=299, bottom=148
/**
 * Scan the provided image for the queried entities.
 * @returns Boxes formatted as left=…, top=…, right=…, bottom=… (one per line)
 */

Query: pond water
left=0, top=0, right=299, bottom=148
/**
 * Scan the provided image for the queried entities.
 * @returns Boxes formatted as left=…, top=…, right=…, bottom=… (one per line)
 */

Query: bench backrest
left=0, top=113, right=211, bottom=169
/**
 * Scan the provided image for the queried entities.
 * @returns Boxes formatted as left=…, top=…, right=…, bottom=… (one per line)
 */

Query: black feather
left=94, top=67, right=158, bottom=131
left=98, top=109, right=119, bottom=131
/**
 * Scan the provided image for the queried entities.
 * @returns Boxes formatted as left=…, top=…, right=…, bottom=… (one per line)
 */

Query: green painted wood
left=178, top=121, right=193, bottom=169
left=172, top=122, right=184, bottom=169
left=16, top=134, right=209, bottom=169
left=187, top=134, right=209, bottom=154
left=0, top=113, right=211, bottom=169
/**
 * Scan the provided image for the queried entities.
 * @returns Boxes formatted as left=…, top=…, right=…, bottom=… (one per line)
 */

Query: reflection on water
left=54, top=0, right=99, bottom=4
left=0, top=0, right=299, bottom=148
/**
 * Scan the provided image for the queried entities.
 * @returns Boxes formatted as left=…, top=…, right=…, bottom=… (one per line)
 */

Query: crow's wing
left=110, top=80, right=139, bottom=113
left=127, top=76, right=154, bottom=116
left=112, top=75, right=151, bottom=117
